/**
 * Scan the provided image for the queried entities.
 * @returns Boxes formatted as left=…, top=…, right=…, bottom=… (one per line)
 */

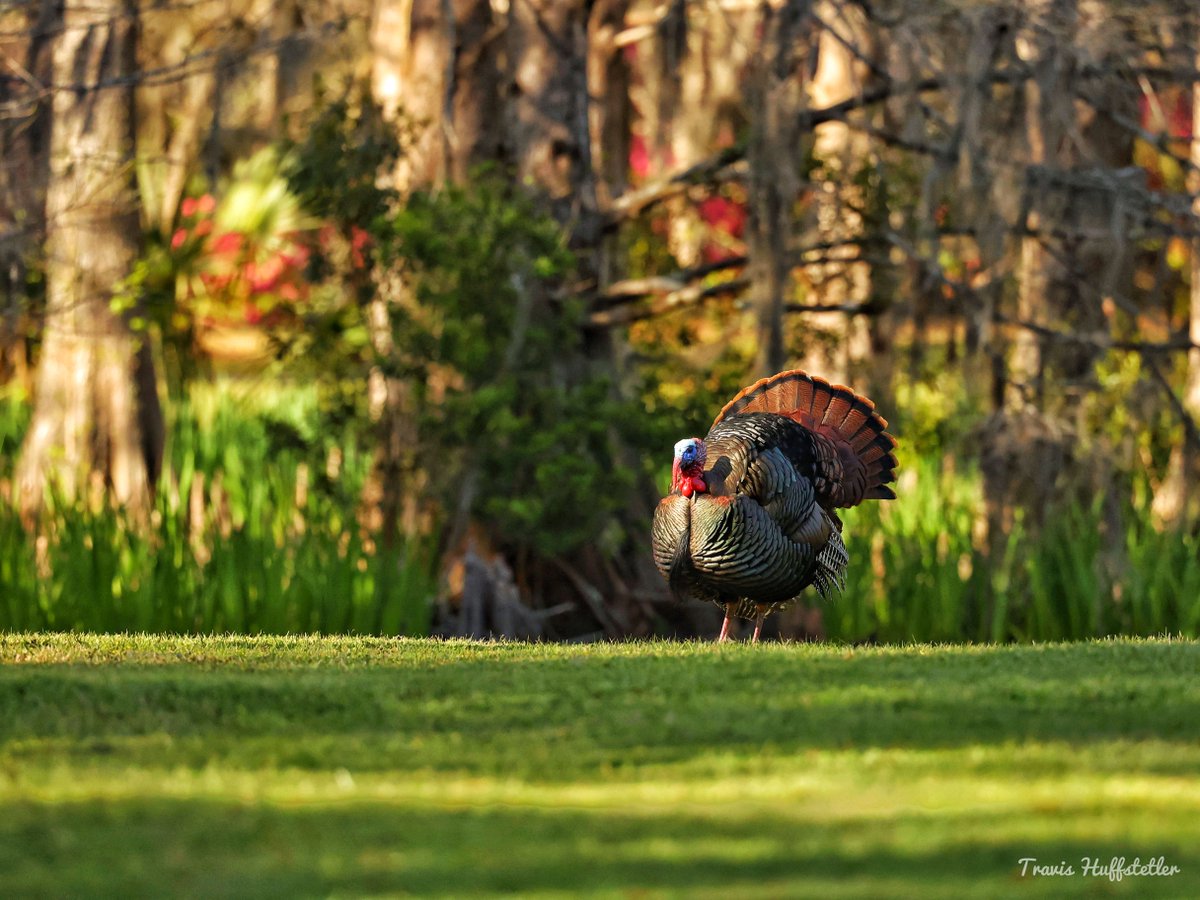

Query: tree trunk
left=506, top=0, right=598, bottom=245
left=368, top=0, right=441, bottom=546
left=746, top=1, right=810, bottom=378
left=1152, top=35, right=1200, bottom=526
left=372, top=0, right=450, bottom=188
left=371, top=0, right=502, bottom=188
left=367, top=0, right=506, bottom=546
left=800, top=0, right=873, bottom=386
left=446, top=0, right=507, bottom=181
left=1009, top=45, right=1058, bottom=413
left=0, top=0, right=56, bottom=391
left=16, top=0, right=163, bottom=516
left=981, top=1, right=1075, bottom=581
left=503, top=0, right=606, bottom=368
left=142, top=69, right=216, bottom=233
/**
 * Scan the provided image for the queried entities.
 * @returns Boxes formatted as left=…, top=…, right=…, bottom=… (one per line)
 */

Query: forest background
left=3, top=0, right=1200, bottom=643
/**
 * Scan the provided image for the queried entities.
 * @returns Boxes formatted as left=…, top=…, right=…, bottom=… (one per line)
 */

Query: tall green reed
left=0, top=379, right=435, bottom=636
left=831, top=453, right=1200, bottom=643
left=5, top=378, right=1198, bottom=642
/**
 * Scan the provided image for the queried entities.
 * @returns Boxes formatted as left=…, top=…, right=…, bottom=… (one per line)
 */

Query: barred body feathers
left=651, top=369, right=897, bottom=640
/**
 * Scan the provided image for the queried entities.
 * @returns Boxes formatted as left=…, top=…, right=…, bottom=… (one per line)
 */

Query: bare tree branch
left=588, top=277, right=749, bottom=327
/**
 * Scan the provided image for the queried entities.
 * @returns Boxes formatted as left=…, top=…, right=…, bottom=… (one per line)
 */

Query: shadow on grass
left=2, top=642, right=1199, bottom=778
left=2, top=797, right=1193, bottom=898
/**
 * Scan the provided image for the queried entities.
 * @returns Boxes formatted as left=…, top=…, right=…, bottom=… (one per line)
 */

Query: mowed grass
left=1, top=635, right=1198, bottom=898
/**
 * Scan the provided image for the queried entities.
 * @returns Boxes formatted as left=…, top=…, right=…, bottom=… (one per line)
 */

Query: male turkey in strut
left=651, top=369, right=898, bottom=642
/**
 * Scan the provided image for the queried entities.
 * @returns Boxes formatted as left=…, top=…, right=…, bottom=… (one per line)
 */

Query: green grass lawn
left=1, top=635, right=1197, bottom=898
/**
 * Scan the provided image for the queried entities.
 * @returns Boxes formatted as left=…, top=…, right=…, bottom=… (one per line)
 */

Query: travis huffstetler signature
left=1018, top=857, right=1181, bottom=881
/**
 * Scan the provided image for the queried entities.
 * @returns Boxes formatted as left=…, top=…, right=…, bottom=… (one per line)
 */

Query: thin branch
left=590, top=232, right=881, bottom=313
left=605, top=151, right=747, bottom=223
left=591, top=255, right=748, bottom=310
left=1145, top=353, right=1200, bottom=448
left=785, top=300, right=884, bottom=316
left=587, top=277, right=750, bottom=327
left=995, top=314, right=1200, bottom=354
left=0, top=19, right=347, bottom=100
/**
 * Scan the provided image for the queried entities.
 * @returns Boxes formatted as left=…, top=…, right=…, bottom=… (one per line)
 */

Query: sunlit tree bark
left=369, top=0, right=444, bottom=543
left=371, top=0, right=502, bottom=188
left=1009, top=1, right=1068, bottom=413
left=372, top=0, right=450, bottom=187
left=16, top=0, right=163, bottom=516
left=800, top=0, right=874, bottom=385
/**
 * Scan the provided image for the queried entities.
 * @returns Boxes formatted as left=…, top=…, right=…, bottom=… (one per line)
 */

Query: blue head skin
left=676, top=438, right=701, bottom=469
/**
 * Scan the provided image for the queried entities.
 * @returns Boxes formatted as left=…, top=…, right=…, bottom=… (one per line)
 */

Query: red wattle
left=671, top=454, right=707, bottom=497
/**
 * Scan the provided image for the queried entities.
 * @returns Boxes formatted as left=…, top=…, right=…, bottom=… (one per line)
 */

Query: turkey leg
left=717, top=603, right=736, bottom=642
left=751, top=604, right=767, bottom=643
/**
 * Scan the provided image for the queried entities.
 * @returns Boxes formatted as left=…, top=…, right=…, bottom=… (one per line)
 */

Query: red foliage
left=1139, top=90, right=1192, bottom=139
left=199, top=271, right=232, bottom=292
left=180, top=193, right=216, bottom=219
left=697, top=194, right=747, bottom=263
left=210, top=232, right=243, bottom=255
left=280, top=243, right=310, bottom=270
left=630, top=133, right=651, bottom=180
left=169, top=193, right=323, bottom=326
left=697, top=195, right=746, bottom=239
left=246, top=255, right=289, bottom=293
left=349, top=225, right=371, bottom=269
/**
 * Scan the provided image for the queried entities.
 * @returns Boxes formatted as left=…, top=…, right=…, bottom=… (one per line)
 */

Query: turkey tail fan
left=714, top=368, right=898, bottom=507
left=714, top=369, right=818, bottom=426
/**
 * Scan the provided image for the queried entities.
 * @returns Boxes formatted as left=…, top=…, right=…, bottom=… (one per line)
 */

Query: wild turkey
left=651, top=368, right=898, bottom=642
